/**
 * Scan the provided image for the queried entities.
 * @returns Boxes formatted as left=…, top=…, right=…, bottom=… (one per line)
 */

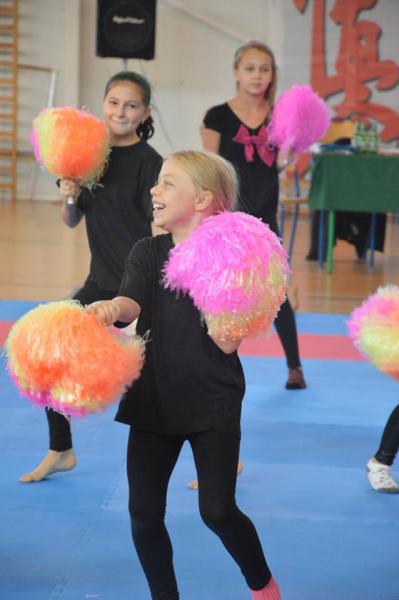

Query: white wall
left=16, top=0, right=399, bottom=200
left=17, top=0, right=80, bottom=200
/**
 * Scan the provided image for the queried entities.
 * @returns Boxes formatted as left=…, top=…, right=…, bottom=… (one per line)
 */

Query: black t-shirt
left=114, top=234, right=245, bottom=437
left=203, top=103, right=279, bottom=229
left=76, top=140, right=163, bottom=291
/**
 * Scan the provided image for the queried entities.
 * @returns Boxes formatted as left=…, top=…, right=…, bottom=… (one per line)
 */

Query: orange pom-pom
left=5, top=301, right=144, bottom=416
left=30, top=107, right=110, bottom=185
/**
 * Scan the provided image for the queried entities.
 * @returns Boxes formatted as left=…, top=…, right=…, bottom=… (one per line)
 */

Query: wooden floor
left=1, top=200, right=399, bottom=313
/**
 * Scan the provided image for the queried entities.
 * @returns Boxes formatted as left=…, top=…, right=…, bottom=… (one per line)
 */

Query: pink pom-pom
left=268, top=84, right=330, bottom=152
left=348, top=285, right=399, bottom=380
left=163, top=211, right=289, bottom=339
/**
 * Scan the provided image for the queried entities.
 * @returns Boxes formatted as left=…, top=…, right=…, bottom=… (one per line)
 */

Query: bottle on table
left=352, top=121, right=366, bottom=152
left=369, top=122, right=379, bottom=153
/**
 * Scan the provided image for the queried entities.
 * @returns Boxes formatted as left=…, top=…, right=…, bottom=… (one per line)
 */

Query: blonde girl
left=89, top=151, right=282, bottom=600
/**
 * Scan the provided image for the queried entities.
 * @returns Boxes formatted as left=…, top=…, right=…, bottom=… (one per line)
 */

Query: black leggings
left=127, top=429, right=271, bottom=600
left=268, top=216, right=301, bottom=369
left=374, top=405, right=399, bottom=466
left=45, top=282, right=117, bottom=452
left=274, top=298, right=301, bottom=368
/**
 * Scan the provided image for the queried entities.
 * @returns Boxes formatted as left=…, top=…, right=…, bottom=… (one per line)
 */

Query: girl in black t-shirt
left=19, top=71, right=163, bottom=484
left=200, top=41, right=306, bottom=392
left=88, top=151, right=282, bottom=600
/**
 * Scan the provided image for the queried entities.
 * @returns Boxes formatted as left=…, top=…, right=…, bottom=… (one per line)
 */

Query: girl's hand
left=59, top=178, right=81, bottom=204
left=86, top=300, right=121, bottom=327
left=277, top=147, right=297, bottom=171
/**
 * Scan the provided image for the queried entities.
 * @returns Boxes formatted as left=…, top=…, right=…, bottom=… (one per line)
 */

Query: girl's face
left=150, top=158, right=203, bottom=233
left=103, top=81, right=150, bottom=144
left=234, top=48, right=273, bottom=97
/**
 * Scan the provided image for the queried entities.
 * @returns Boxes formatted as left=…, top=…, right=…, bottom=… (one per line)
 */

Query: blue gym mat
left=1, top=306, right=398, bottom=599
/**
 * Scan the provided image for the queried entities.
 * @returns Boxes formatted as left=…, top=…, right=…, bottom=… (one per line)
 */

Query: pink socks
left=250, top=577, right=281, bottom=600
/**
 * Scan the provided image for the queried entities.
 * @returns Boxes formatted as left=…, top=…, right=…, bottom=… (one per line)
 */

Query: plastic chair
left=320, top=119, right=355, bottom=144
left=279, top=164, right=309, bottom=263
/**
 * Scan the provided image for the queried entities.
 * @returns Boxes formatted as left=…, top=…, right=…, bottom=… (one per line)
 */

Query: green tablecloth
left=309, top=153, right=399, bottom=213
left=309, top=153, right=399, bottom=272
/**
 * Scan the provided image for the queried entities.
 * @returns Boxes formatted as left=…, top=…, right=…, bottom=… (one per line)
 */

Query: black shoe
left=285, top=367, right=307, bottom=390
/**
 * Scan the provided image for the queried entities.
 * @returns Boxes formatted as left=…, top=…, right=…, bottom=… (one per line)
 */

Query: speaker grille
left=97, top=0, right=156, bottom=59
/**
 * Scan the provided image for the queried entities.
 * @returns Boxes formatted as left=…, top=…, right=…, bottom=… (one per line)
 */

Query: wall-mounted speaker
left=96, top=0, right=156, bottom=59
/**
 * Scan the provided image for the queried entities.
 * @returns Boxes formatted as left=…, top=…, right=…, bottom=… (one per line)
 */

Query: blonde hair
left=169, top=150, right=238, bottom=212
left=233, top=40, right=277, bottom=107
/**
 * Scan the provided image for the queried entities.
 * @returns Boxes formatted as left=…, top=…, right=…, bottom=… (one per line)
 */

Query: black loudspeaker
left=96, top=0, right=156, bottom=59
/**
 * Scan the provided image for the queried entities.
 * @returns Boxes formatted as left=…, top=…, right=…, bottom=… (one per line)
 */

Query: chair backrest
left=321, top=119, right=356, bottom=144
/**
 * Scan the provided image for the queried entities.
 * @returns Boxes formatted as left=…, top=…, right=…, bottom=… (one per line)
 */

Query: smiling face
left=103, top=81, right=150, bottom=145
left=150, top=157, right=213, bottom=241
left=234, top=48, right=274, bottom=97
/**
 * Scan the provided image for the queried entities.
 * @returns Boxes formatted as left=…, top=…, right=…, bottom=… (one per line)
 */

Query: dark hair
left=104, top=71, right=155, bottom=140
left=233, top=41, right=277, bottom=107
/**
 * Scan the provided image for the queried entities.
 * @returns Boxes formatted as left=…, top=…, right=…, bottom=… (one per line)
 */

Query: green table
left=309, top=153, right=399, bottom=272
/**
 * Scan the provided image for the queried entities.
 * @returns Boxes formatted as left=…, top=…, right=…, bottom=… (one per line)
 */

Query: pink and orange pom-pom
left=268, top=84, right=330, bottom=153
left=163, top=211, right=289, bottom=340
left=5, top=300, right=144, bottom=416
left=348, top=285, right=399, bottom=381
left=30, top=107, right=110, bottom=186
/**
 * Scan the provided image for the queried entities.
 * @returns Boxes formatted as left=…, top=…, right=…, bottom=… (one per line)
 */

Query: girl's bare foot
left=19, top=449, right=77, bottom=483
left=187, top=461, right=244, bottom=490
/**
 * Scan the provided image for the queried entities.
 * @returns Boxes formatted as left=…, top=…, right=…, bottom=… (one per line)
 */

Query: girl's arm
left=199, top=123, right=221, bottom=153
left=86, top=296, right=141, bottom=327
left=277, top=147, right=296, bottom=172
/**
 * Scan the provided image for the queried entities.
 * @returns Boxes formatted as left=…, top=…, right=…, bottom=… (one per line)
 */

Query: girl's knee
left=199, top=503, right=235, bottom=531
left=129, top=502, right=166, bottom=535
